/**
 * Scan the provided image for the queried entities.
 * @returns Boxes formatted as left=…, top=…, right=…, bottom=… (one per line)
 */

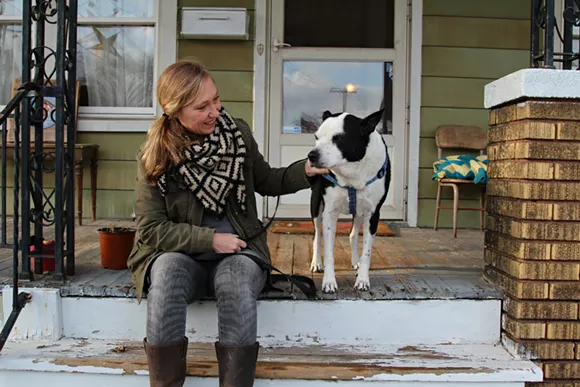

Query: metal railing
left=531, top=0, right=580, bottom=69
left=0, top=0, right=78, bottom=353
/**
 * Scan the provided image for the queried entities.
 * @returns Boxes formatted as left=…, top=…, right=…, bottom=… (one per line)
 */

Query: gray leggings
left=146, top=251, right=267, bottom=345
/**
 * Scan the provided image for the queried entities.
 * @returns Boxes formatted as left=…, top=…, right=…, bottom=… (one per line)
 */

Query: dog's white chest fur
left=324, top=182, right=386, bottom=217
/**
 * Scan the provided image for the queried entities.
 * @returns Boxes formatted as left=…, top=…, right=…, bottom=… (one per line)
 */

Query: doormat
left=269, top=220, right=396, bottom=236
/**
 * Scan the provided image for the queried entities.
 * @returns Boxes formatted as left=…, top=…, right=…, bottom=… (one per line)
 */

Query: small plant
left=99, top=221, right=135, bottom=234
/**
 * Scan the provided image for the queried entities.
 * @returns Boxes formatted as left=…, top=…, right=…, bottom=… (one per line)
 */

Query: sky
left=282, top=61, right=393, bottom=133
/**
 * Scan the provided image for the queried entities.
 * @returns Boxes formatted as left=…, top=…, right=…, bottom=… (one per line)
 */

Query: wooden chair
left=433, top=125, right=487, bottom=238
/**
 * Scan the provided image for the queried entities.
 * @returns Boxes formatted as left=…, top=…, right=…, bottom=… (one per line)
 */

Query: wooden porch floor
left=0, top=219, right=500, bottom=300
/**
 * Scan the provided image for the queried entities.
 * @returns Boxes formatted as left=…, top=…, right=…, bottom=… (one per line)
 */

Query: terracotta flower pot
left=97, top=227, right=136, bottom=270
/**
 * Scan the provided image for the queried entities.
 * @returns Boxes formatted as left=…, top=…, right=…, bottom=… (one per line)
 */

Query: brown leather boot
left=143, top=336, right=188, bottom=386
left=214, top=341, right=259, bottom=387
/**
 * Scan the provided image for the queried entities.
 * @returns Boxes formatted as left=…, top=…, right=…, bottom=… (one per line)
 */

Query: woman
left=128, top=59, right=328, bottom=387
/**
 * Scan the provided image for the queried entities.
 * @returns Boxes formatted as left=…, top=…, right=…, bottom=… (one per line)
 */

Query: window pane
left=78, top=0, right=154, bottom=18
left=0, top=0, right=22, bottom=16
left=284, top=0, right=394, bottom=48
left=283, top=61, right=393, bottom=135
left=0, top=24, right=22, bottom=105
left=76, top=26, right=155, bottom=108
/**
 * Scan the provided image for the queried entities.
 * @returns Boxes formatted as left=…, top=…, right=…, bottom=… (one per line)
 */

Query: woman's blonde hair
left=139, top=59, right=212, bottom=184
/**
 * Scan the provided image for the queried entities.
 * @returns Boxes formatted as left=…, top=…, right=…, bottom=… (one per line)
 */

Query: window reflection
left=282, top=61, right=393, bottom=135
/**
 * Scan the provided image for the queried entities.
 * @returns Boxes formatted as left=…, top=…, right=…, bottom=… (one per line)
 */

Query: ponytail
left=139, top=115, right=185, bottom=185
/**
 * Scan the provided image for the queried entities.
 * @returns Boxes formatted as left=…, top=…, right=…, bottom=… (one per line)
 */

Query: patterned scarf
left=157, top=107, right=247, bottom=216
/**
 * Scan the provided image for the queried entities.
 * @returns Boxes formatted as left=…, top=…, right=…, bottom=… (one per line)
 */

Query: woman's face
left=176, top=76, right=221, bottom=136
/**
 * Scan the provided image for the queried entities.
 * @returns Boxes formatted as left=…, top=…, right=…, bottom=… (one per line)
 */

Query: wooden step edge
left=0, top=339, right=544, bottom=383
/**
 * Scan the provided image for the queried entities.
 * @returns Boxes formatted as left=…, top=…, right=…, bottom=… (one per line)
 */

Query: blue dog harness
left=321, top=155, right=389, bottom=216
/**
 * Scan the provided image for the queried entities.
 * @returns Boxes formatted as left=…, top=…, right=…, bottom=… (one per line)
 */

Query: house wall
left=417, top=0, right=531, bottom=228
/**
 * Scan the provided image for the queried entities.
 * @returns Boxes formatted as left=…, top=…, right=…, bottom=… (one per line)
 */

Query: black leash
left=211, top=159, right=318, bottom=299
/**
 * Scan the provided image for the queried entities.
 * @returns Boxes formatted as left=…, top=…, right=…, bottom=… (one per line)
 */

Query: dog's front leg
left=321, top=210, right=339, bottom=293
left=350, top=216, right=363, bottom=269
left=354, top=217, right=374, bottom=291
left=310, top=211, right=323, bottom=273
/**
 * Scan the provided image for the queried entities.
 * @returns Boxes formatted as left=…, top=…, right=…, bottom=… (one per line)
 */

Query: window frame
left=76, top=0, right=177, bottom=130
left=76, top=10, right=157, bottom=117
left=0, top=0, right=177, bottom=132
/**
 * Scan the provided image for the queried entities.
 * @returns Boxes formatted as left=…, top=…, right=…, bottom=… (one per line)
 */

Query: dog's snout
left=308, top=150, right=319, bottom=163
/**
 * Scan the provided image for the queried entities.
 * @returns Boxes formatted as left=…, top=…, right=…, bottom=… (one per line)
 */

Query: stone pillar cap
left=484, top=68, right=580, bottom=109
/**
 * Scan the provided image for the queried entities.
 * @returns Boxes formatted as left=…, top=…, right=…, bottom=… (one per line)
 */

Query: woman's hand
left=305, top=159, right=330, bottom=177
left=213, top=233, right=247, bottom=253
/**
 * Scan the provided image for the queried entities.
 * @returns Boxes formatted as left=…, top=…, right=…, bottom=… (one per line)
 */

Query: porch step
left=0, top=338, right=543, bottom=386
left=3, top=287, right=501, bottom=346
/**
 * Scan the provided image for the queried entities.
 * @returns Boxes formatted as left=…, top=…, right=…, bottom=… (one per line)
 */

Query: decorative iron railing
left=0, top=0, right=78, bottom=353
left=531, top=0, right=580, bottom=69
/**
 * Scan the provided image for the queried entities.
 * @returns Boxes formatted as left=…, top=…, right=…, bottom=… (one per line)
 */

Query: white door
left=267, top=0, right=408, bottom=220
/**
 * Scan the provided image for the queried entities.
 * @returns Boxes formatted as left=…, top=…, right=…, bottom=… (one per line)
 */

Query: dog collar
left=321, top=155, right=389, bottom=216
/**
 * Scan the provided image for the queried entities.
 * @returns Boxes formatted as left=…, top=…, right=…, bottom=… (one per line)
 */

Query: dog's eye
left=314, top=134, right=318, bottom=140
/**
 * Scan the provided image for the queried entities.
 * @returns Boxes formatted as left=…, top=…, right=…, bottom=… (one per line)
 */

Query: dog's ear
left=322, top=110, right=333, bottom=121
left=360, top=109, right=384, bottom=135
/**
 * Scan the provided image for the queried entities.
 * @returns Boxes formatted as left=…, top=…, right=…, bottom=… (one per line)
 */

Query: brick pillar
left=483, top=69, right=580, bottom=386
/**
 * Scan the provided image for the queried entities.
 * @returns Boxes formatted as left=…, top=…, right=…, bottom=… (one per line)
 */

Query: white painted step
left=0, top=338, right=543, bottom=386
left=3, top=287, right=501, bottom=346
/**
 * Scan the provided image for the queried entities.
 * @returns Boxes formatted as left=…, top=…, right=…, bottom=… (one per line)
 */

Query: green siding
left=423, top=0, right=530, bottom=19
left=421, top=107, right=489, bottom=138
left=423, top=16, right=530, bottom=50
left=0, top=190, right=136, bottom=220
left=422, top=47, right=529, bottom=80
left=418, top=1, right=530, bottom=229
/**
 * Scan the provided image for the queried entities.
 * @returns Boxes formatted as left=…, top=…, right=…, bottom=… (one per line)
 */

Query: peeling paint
left=0, top=338, right=543, bottom=384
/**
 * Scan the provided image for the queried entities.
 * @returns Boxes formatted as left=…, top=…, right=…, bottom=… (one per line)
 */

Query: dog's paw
left=354, top=276, right=370, bottom=291
left=310, top=260, right=323, bottom=273
left=322, top=276, right=338, bottom=293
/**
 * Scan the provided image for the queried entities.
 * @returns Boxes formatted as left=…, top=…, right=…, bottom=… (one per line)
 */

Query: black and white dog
left=307, top=109, right=391, bottom=293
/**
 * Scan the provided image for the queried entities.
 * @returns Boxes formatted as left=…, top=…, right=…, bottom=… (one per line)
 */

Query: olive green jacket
left=127, top=118, right=310, bottom=302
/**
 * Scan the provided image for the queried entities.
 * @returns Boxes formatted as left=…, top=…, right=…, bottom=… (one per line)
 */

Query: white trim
left=77, top=17, right=156, bottom=26
left=253, top=0, right=268, bottom=220
left=0, top=16, right=22, bottom=23
left=406, top=0, right=422, bottom=228
left=77, top=118, right=154, bottom=132
left=154, top=0, right=177, bottom=118
left=79, top=106, right=154, bottom=115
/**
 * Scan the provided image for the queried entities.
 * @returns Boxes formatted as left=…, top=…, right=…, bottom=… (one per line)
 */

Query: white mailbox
left=180, top=7, right=249, bottom=40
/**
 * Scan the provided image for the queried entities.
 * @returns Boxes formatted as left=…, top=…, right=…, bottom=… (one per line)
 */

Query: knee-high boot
left=144, top=336, right=188, bottom=386
left=214, top=341, right=259, bottom=387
